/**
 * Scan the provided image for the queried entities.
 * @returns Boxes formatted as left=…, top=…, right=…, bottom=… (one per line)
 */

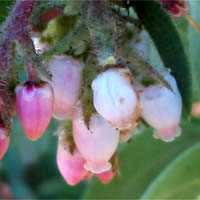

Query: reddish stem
left=27, top=63, right=37, bottom=81
left=0, top=0, right=36, bottom=73
left=0, top=0, right=36, bottom=128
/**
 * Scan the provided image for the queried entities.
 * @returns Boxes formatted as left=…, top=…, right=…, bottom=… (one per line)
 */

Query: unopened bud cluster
left=0, top=0, right=185, bottom=187
left=0, top=51, right=182, bottom=185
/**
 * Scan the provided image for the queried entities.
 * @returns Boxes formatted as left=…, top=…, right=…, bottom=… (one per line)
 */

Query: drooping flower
left=47, top=55, right=83, bottom=120
left=0, top=125, right=10, bottom=160
left=56, top=132, right=89, bottom=186
left=92, top=68, right=140, bottom=130
left=72, top=107, right=120, bottom=174
left=15, top=81, right=54, bottom=141
left=140, top=73, right=182, bottom=142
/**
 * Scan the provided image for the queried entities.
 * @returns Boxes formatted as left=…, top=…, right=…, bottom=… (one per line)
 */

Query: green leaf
left=0, top=0, right=14, bottom=25
left=10, top=117, right=58, bottom=164
left=38, top=178, right=86, bottom=199
left=3, top=139, right=36, bottom=199
left=2, top=117, right=58, bottom=198
left=84, top=121, right=200, bottom=199
left=188, top=1, right=200, bottom=101
left=142, top=143, right=200, bottom=199
left=133, top=0, right=192, bottom=116
left=64, top=0, right=83, bottom=16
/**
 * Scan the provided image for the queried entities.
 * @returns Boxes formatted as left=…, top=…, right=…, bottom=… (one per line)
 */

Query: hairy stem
left=0, top=0, right=36, bottom=74
left=0, top=0, right=36, bottom=128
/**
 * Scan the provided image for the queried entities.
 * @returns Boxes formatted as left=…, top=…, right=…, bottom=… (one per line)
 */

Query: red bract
left=40, top=8, right=62, bottom=24
left=160, top=0, right=200, bottom=34
left=159, top=0, right=188, bottom=17
left=15, top=81, right=54, bottom=141
left=0, top=125, right=10, bottom=160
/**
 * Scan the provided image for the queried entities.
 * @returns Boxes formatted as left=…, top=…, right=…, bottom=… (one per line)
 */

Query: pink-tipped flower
left=56, top=135, right=89, bottom=186
left=0, top=125, right=10, bottom=160
left=140, top=73, right=182, bottom=142
left=15, top=81, right=54, bottom=141
left=47, top=56, right=83, bottom=120
left=96, top=170, right=116, bottom=184
left=73, top=107, right=120, bottom=174
left=92, top=68, right=140, bottom=130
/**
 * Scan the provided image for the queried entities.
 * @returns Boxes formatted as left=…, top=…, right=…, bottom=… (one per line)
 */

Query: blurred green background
left=1, top=1, right=200, bottom=199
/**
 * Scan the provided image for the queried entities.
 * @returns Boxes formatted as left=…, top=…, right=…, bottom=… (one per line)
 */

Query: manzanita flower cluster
left=0, top=0, right=191, bottom=186
left=14, top=54, right=182, bottom=185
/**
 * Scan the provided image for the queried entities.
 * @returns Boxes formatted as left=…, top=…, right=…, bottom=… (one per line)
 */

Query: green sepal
left=41, top=23, right=88, bottom=60
left=64, top=0, right=83, bottom=16
left=40, top=15, right=79, bottom=46
left=85, top=1, right=120, bottom=66
left=81, top=59, right=100, bottom=128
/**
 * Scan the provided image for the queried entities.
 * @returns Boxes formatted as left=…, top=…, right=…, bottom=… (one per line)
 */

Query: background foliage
left=1, top=0, right=200, bottom=199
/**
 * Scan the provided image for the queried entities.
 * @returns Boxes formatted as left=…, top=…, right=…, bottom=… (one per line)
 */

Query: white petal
left=92, top=68, right=139, bottom=129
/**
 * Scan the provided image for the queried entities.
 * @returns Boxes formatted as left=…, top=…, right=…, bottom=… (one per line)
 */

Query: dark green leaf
left=133, top=0, right=192, bottom=116
left=188, top=1, right=200, bottom=101
left=142, top=143, right=200, bottom=199
left=0, top=0, right=14, bottom=25
left=38, top=178, right=86, bottom=199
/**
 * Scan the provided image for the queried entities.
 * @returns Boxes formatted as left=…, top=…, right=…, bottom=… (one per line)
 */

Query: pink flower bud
left=96, top=170, right=115, bottom=184
left=47, top=56, right=83, bottom=120
left=92, top=68, right=139, bottom=130
left=0, top=125, right=10, bottom=160
left=15, top=81, right=54, bottom=141
left=73, top=108, right=120, bottom=174
left=140, top=73, right=182, bottom=142
left=56, top=138, right=89, bottom=186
